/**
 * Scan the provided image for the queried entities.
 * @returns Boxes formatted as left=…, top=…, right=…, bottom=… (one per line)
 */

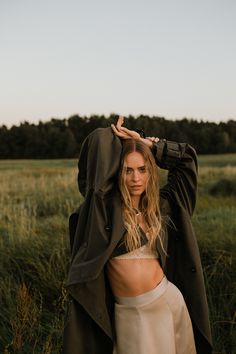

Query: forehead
left=124, top=151, right=146, bottom=167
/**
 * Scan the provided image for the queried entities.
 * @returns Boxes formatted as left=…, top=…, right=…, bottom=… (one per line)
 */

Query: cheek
left=124, top=175, right=131, bottom=186
left=143, top=174, right=149, bottom=187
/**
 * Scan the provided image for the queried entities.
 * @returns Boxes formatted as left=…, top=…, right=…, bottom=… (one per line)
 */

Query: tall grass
left=0, top=156, right=235, bottom=353
left=0, top=163, right=80, bottom=353
left=193, top=162, right=236, bottom=354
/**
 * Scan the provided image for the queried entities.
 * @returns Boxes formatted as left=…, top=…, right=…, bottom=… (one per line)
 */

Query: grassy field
left=0, top=155, right=235, bottom=354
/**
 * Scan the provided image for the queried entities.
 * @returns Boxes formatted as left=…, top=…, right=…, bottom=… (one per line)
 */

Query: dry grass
left=0, top=155, right=235, bottom=353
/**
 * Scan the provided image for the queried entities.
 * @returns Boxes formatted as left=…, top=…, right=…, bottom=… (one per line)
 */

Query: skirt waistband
left=115, top=276, right=168, bottom=306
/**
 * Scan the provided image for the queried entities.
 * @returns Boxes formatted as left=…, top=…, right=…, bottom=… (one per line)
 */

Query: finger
left=147, top=137, right=159, bottom=142
left=111, top=124, right=129, bottom=138
left=119, top=127, right=140, bottom=139
left=111, top=124, right=121, bottom=135
left=116, top=115, right=124, bottom=131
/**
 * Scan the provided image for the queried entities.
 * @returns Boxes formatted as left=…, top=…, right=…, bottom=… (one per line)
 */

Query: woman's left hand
left=111, top=116, right=159, bottom=148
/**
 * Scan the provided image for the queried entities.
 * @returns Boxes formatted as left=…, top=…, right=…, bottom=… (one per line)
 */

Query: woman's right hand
left=111, top=116, right=141, bottom=140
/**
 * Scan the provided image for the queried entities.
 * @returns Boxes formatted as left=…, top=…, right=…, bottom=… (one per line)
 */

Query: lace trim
left=112, top=244, right=159, bottom=260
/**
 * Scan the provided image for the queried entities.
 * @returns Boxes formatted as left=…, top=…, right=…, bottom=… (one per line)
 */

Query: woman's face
left=123, top=151, right=149, bottom=197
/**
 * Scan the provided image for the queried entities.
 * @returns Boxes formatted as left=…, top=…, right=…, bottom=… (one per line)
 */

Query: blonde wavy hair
left=119, top=139, right=163, bottom=252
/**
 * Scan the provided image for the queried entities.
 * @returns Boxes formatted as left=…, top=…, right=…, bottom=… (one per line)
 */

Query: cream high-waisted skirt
left=113, top=276, right=196, bottom=354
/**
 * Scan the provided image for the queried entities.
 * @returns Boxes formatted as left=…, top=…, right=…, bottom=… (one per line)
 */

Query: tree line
left=0, top=115, right=235, bottom=158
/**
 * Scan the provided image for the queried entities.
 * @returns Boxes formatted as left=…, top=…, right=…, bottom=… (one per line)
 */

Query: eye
left=139, top=166, right=147, bottom=173
left=126, top=168, right=133, bottom=174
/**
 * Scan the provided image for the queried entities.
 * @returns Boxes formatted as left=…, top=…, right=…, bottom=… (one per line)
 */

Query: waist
left=115, top=275, right=167, bottom=305
left=106, top=258, right=164, bottom=297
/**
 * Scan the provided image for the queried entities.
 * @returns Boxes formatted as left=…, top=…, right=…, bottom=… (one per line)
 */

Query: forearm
left=152, top=139, right=198, bottom=215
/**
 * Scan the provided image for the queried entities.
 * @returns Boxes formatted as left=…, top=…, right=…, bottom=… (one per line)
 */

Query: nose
left=132, top=170, right=140, bottom=182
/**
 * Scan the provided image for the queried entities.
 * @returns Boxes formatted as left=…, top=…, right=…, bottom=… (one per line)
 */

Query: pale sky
left=0, top=0, right=236, bottom=127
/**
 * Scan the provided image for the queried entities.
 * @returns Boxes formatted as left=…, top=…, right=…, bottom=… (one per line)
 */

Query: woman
left=63, top=117, right=212, bottom=354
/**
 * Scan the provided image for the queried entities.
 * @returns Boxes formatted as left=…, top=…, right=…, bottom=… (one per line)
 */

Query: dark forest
left=0, top=115, right=235, bottom=158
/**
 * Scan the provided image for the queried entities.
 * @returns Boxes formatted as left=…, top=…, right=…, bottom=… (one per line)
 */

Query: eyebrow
left=126, top=165, right=146, bottom=170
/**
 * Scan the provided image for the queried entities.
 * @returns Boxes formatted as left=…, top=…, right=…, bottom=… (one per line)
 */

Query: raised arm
left=112, top=116, right=198, bottom=216
left=152, top=139, right=198, bottom=216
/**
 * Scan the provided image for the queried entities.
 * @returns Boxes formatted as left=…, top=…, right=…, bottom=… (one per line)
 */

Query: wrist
left=139, top=137, right=153, bottom=148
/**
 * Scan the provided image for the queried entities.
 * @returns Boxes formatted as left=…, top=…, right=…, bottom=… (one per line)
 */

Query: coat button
left=175, top=236, right=179, bottom=241
left=83, top=241, right=88, bottom=248
left=105, top=225, right=111, bottom=232
left=191, top=267, right=196, bottom=273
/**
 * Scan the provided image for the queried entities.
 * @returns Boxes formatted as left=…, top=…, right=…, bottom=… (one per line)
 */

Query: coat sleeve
left=152, top=139, right=198, bottom=216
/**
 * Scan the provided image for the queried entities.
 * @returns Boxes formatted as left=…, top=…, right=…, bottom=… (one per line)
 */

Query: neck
left=131, top=196, right=140, bottom=210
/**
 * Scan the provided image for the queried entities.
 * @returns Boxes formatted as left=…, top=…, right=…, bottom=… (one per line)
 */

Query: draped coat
left=63, top=127, right=212, bottom=354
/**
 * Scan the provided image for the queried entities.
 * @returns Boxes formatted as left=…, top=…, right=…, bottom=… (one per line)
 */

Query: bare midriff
left=106, top=258, right=164, bottom=297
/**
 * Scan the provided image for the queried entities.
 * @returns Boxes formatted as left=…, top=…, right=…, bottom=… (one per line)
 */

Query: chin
left=130, top=191, right=144, bottom=196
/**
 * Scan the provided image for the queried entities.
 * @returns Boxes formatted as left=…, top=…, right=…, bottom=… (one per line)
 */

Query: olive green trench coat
left=63, top=127, right=212, bottom=354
